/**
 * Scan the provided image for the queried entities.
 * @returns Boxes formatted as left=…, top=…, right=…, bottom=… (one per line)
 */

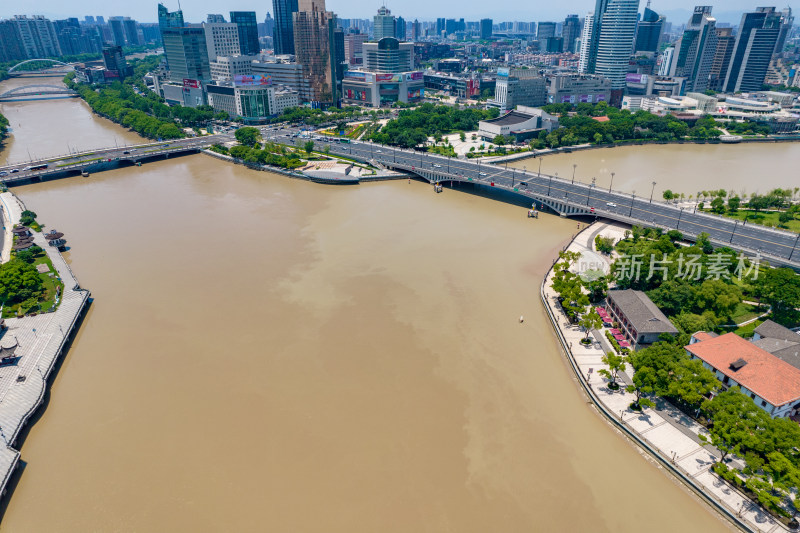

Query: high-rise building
left=344, top=32, right=368, bottom=65
left=480, top=19, right=493, bottom=40
left=293, top=0, right=337, bottom=104
left=363, top=37, right=414, bottom=72
left=0, top=20, right=25, bottom=62
left=436, top=18, right=445, bottom=37
left=411, top=20, right=421, bottom=41
left=562, top=15, right=581, bottom=53
left=230, top=12, right=260, bottom=55
left=102, top=45, right=132, bottom=77
left=709, top=27, right=735, bottom=90
left=13, top=15, right=62, bottom=58
left=581, top=0, right=640, bottom=98
left=672, top=6, right=717, bottom=93
left=108, top=17, right=127, bottom=47
left=634, top=2, right=664, bottom=53
left=578, top=12, right=595, bottom=73
left=204, top=22, right=241, bottom=61
left=774, top=7, right=794, bottom=55
left=493, top=68, right=547, bottom=111
left=162, top=27, right=211, bottom=83
left=158, top=3, right=184, bottom=32
left=373, top=6, right=395, bottom=42
left=261, top=12, right=275, bottom=39
left=723, top=7, right=781, bottom=93
left=273, top=0, right=298, bottom=55
left=395, top=16, right=406, bottom=41
left=123, top=18, right=141, bottom=46
left=207, top=14, right=226, bottom=23
left=537, top=22, right=556, bottom=42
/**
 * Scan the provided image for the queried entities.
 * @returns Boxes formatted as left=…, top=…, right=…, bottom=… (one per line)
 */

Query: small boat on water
left=81, top=170, right=89, bottom=177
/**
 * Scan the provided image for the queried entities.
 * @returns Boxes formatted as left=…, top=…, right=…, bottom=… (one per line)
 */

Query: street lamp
left=548, top=173, right=553, bottom=196
left=572, top=164, right=577, bottom=184
left=538, top=157, right=542, bottom=177
left=729, top=220, right=739, bottom=244
left=629, top=191, right=636, bottom=217
left=609, top=172, right=615, bottom=193
left=650, top=181, right=657, bottom=203
left=586, top=177, right=596, bottom=205
left=512, top=167, right=516, bottom=188
left=677, top=207, right=685, bottom=230
left=790, top=233, right=800, bottom=261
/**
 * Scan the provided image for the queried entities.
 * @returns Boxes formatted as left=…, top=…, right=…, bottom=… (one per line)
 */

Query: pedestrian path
left=541, top=221, right=788, bottom=533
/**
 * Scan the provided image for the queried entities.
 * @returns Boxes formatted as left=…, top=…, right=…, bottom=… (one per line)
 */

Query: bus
left=24, top=164, right=48, bottom=172
left=339, top=138, right=351, bottom=144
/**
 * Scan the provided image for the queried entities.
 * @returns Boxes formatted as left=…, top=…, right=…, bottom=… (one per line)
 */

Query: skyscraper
left=723, top=7, right=781, bottom=93
left=537, top=22, right=556, bottom=42
left=273, top=0, right=298, bottom=55
left=158, top=3, right=184, bottom=32
left=562, top=15, right=581, bottom=53
left=123, top=18, right=141, bottom=46
left=395, top=16, right=406, bottom=41
left=0, top=20, right=25, bottom=62
left=108, top=17, right=126, bottom=47
left=672, top=6, right=717, bottom=92
left=373, top=6, right=395, bottom=42
left=162, top=27, right=211, bottom=83
left=480, top=19, right=493, bottom=40
left=13, top=15, right=62, bottom=58
left=230, top=12, right=260, bottom=55
left=207, top=14, right=226, bottom=23
left=411, top=19, right=422, bottom=41
left=293, top=0, right=336, bottom=104
left=774, top=7, right=794, bottom=54
left=102, top=45, right=132, bottom=77
left=578, top=12, right=595, bottom=73
left=634, top=2, right=663, bottom=53
left=709, top=27, right=735, bottom=91
left=581, top=0, right=640, bottom=98
left=204, top=22, right=241, bottom=61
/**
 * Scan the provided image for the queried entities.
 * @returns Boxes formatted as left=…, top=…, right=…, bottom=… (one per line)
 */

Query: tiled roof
left=755, top=319, right=800, bottom=343
left=607, top=289, right=679, bottom=335
left=686, top=332, right=800, bottom=407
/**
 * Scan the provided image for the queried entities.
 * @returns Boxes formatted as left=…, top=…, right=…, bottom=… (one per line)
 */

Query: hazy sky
left=0, top=1, right=778, bottom=25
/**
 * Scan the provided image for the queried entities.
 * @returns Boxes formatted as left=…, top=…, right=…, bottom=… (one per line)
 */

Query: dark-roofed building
left=478, top=106, right=559, bottom=143
left=688, top=332, right=800, bottom=418
left=605, top=289, right=678, bottom=348
left=752, top=319, right=800, bottom=371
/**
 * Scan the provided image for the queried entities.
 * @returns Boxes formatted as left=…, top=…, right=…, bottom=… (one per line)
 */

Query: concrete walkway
left=542, top=221, right=789, bottom=533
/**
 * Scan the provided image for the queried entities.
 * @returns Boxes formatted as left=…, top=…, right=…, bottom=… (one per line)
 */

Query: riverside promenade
left=0, top=192, right=90, bottom=498
left=541, top=221, right=790, bottom=533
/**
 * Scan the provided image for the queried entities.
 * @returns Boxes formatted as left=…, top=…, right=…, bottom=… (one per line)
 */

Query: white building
left=204, top=22, right=241, bottom=61
left=478, top=106, right=559, bottom=142
left=210, top=55, right=256, bottom=82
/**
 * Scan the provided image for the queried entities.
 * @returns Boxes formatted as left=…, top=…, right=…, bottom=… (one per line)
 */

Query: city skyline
left=0, top=1, right=784, bottom=25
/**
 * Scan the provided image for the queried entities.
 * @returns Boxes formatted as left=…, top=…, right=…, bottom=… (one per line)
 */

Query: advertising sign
left=234, top=74, right=272, bottom=86
left=560, top=95, right=575, bottom=104
left=376, top=73, right=402, bottom=82
left=497, top=67, right=510, bottom=78
left=344, top=71, right=374, bottom=82
left=405, top=71, right=423, bottom=81
left=183, top=78, right=200, bottom=89
left=625, top=73, right=648, bottom=84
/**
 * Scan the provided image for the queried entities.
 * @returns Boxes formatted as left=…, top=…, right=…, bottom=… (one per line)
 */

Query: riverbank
left=541, top=221, right=791, bottom=533
left=0, top=191, right=90, bottom=500
left=487, top=134, right=800, bottom=164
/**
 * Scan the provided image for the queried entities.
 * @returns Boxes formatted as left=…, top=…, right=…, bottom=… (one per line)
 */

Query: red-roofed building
left=592, top=116, right=610, bottom=122
left=687, top=332, right=800, bottom=418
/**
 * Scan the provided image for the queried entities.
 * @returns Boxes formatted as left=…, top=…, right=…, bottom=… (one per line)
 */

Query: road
left=264, top=124, right=800, bottom=268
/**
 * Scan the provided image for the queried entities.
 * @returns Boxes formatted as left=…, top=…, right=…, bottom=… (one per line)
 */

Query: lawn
left=708, top=208, right=800, bottom=233
left=1, top=248, right=64, bottom=318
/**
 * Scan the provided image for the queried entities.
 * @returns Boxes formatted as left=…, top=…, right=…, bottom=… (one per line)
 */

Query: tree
left=304, top=140, right=315, bottom=155
left=666, top=358, right=720, bottom=410
left=599, top=351, right=626, bottom=389
left=594, top=235, right=615, bottom=254
left=0, top=259, right=44, bottom=306
left=459, top=131, right=466, bottom=142
left=727, top=196, right=741, bottom=213
left=701, top=389, right=767, bottom=462
left=579, top=309, right=602, bottom=340
left=493, top=134, right=507, bottom=146
left=663, top=190, right=675, bottom=201
left=235, top=126, right=260, bottom=147
left=711, top=197, right=725, bottom=214
left=752, top=268, right=800, bottom=325
left=626, top=365, right=657, bottom=410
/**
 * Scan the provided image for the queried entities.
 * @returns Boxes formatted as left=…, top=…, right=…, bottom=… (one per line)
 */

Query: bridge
left=266, top=130, right=800, bottom=270
left=7, top=59, right=73, bottom=77
left=0, top=84, right=78, bottom=101
left=0, top=135, right=228, bottom=185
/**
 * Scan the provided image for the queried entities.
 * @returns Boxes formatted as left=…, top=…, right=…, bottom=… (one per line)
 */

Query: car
left=479, top=172, right=487, bottom=176
left=376, top=150, right=382, bottom=153
left=123, top=150, right=130, bottom=154
left=433, top=164, right=442, bottom=168
left=606, top=202, right=617, bottom=208
left=10, top=169, right=19, bottom=174
left=0, top=171, right=7, bottom=177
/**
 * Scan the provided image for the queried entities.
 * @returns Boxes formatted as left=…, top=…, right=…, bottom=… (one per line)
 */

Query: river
left=0, top=76, right=731, bottom=532
left=508, top=143, right=800, bottom=201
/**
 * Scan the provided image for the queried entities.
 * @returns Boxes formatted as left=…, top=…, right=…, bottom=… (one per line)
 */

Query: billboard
left=234, top=74, right=272, bottom=86
left=376, top=73, right=402, bottom=82
left=405, top=71, right=424, bottom=81
left=626, top=73, right=649, bottom=84
left=497, top=67, right=510, bottom=78
left=183, top=78, right=200, bottom=89
left=345, top=88, right=370, bottom=101
left=344, top=71, right=374, bottom=82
